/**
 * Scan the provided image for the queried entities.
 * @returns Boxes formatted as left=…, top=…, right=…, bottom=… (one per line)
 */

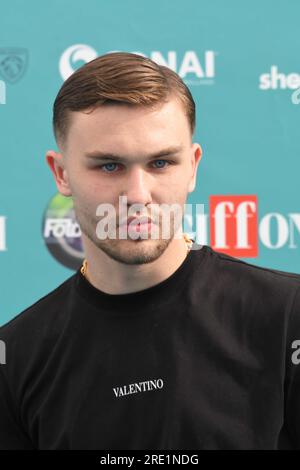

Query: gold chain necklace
left=80, top=233, right=194, bottom=279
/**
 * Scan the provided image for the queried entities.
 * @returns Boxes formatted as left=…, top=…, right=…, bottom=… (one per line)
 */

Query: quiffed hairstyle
left=53, top=51, right=196, bottom=147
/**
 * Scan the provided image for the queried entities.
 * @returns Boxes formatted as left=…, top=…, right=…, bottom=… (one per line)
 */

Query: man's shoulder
left=204, top=245, right=300, bottom=293
left=0, top=271, right=78, bottom=341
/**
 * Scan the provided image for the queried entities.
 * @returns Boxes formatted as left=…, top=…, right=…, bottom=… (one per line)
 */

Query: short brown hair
left=53, top=51, right=196, bottom=147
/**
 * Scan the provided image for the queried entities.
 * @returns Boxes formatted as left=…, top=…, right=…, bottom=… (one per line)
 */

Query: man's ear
left=188, top=143, right=202, bottom=193
left=46, top=150, right=72, bottom=197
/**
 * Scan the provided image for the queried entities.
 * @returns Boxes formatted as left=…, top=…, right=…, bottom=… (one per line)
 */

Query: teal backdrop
left=1, top=0, right=300, bottom=325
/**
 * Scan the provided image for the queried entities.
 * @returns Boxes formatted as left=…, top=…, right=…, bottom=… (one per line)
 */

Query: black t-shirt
left=1, top=243, right=300, bottom=450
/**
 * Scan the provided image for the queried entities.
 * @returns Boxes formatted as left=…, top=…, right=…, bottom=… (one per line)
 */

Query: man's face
left=47, top=97, right=202, bottom=265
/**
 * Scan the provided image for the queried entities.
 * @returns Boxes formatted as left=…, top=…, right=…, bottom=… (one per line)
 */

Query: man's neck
left=81, top=235, right=189, bottom=295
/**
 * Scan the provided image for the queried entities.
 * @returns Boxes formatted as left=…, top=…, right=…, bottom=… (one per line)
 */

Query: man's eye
left=99, top=159, right=170, bottom=173
left=152, top=159, right=170, bottom=169
left=100, top=163, right=119, bottom=173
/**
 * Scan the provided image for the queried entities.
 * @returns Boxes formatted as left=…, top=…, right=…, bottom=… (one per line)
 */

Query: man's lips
left=119, top=216, right=154, bottom=227
left=118, top=217, right=157, bottom=234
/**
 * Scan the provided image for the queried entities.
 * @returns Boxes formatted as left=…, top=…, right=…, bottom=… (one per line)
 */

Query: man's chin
left=96, top=238, right=171, bottom=265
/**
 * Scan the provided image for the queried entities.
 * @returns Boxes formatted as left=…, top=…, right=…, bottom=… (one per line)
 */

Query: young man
left=0, top=52, right=300, bottom=450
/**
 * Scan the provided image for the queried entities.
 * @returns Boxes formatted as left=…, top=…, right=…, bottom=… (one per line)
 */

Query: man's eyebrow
left=84, top=145, right=183, bottom=162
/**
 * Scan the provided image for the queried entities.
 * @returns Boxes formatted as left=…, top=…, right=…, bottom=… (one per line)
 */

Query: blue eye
left=101, top=163, right=118, bottom=172
left=153, top=159, right=169, bottom=169
left=99, top=159, right=170, bottom=173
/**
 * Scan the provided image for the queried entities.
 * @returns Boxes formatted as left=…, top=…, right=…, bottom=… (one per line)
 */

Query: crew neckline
left=74, top=242, right=209, bottom=314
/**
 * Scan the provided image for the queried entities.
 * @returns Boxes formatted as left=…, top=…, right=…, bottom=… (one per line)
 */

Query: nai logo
left=59, top=44, right=216, bottom=85
left=113, top=378, right=164, bottom=398
left=210, top=195, right=258, bottom=258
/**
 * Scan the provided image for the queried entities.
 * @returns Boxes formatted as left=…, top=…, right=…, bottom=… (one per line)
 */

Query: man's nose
left=121, top=167, right=152, bottom=206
